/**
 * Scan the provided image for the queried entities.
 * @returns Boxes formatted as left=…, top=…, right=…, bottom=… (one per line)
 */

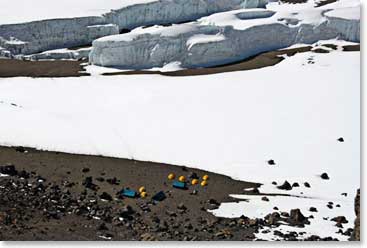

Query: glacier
left=0, top=18, right=119, bottom=56
left=90, top=6, right=360, bottom=69
left=0, top=0, right=269, bottom=58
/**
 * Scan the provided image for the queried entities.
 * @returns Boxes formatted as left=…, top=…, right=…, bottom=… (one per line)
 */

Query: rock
left=0, top=164, right=17, bottom=176
left=96, top=177, right=105, bottom=182
left=119, top=205, right=135, bottom=219
left=18, top=170, right=30, bottom=179
left=177, top=203, right=187, bottom=210
left=350, top=189, right=360, bottom=240
left=309, top=207, right=318, bottom=212
left=15, top=146, right=27, bottom=153
left=97, top=223, right=109, bottom=231
left=281, top=212, right=290, bottom=218
left=267, top=159, right=276, bottom=165
left=304, top=182, right=311, bottom=188
left=81, top=167, right=90, bottom=173
left=331, top=216, right=348, bottom=224
left=100, top=192, right=113, bottom=201
left=320, top=173, right=329, bottom=180
left=292, top=182, right=300, bottom=187
left=272, top=181, right=277, bottom=185
left=188, top=172, right=199, bottom=179
left=337, top=137, right=344, bottom=142
left=289, top=209, right=308, bottom=226
left=335, top=223, right=343, bottom=228
left=261, top=196, right=269, bottom=202
left=106, top=177, right=119, bottom=185
left=208, top=199, right=220, bottom=206
left=266, top=212, right=281, bottom=225
left=82, top=177, right=98, bottom=191
left=277, top=181, right=292, bottom=190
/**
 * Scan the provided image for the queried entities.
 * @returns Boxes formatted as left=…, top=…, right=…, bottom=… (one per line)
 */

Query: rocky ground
left=0, top=146, right=357, bottom=241
left=1, top=44, right=359, bottom=78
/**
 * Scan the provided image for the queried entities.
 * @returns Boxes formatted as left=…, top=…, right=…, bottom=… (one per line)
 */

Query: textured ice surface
left=0, top=0, right=269, bottom=57
left=90, top=5, right=360, bottom=69
left=103, top=0, right=269, bottom=30
left=0, top=19, right=119, bottom=56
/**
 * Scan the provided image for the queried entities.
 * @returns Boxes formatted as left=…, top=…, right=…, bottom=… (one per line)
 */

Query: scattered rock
left=320, top=173, right=329, bottom=180
left=100, top=192, right=113, bottom=201
left=331, top=216, right=348, bottom=224
left=277, top=181, right=292, bottom=190
left=267, top=159, right=276, bottom=165
left=292, top=182, right=299, bottom=187
left=261, top=196, right=269, bottom=202
left=309, top=207, right=317, bottom=212
left=81, top=167, right=90, bottom=173
left=0, top=164, right=17, bottom=176
left=304, top=182, right=311, bottom=188
left=351, top=189, right=360, bottom=240
left=188, top=172, right=199, bottom=179
left=337, top=137, right=344, bottom=142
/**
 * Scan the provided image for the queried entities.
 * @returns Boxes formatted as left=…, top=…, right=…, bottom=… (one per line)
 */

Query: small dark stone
left=277, top=181, right=292, bottom=190
left=177, top=203, right=187, bottom=210
left=292, top=182, right=300, bottom=187
left=106, top=177, right=119, bottom=185
left=188, top=172, right=199, bottom=179
left=15, top=146, right=27, bottom=153
left=304, top=182, right=311, bottom=188
left=100, top=192, right=113, bottom=201
left=208, top=199, right=220, bottom=206
left=261, top=196, right=269, bottom=202
left=96, top=177, right=105, bottom=182
left=97, top=223, right=109, bottom=231
left=337, top=137, right=344, bottom=142
left=267, top=159, right=276, bottom=165
left=81, top=167, right=90, bottom=173
left=0, top=164, right=17, bottom=176
left=272, top=181, right=277, bottom=185
left=331, top=216, right=348, bottom=224
left=320, top=173, right=329, bottom=180
left=309, top=207, right=318, bottom=212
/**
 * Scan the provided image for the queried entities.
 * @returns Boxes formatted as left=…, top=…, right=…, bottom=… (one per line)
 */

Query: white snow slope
left=0, top=48, right=360, bottom=240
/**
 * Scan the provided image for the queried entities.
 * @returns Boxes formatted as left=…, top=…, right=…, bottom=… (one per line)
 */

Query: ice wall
left=103, top=0, right=269, bottom=30
left=90, top=7, right=360, bottom=69
left=0, top=18, right=119, bottom=56
left=0, top=0, right=269, bottom=58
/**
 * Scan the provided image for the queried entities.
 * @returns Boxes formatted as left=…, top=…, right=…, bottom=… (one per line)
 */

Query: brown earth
left=0, top=59, right=89, bottom=78
left=0, top=146, right=263, bottom=241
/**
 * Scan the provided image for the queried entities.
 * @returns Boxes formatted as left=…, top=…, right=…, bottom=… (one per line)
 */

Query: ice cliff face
left=0, top=0, right=268, bottom=58
left=0, top=17, right=119, bottom=56
left=103, top=0, right=269, bottom=30
left=90, top=7, right=360, bottom=69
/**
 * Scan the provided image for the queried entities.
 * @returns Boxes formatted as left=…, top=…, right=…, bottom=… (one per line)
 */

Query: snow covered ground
left=0, top=0, right=157, bottom=25
left=0, top=46, right=360, bottom=239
